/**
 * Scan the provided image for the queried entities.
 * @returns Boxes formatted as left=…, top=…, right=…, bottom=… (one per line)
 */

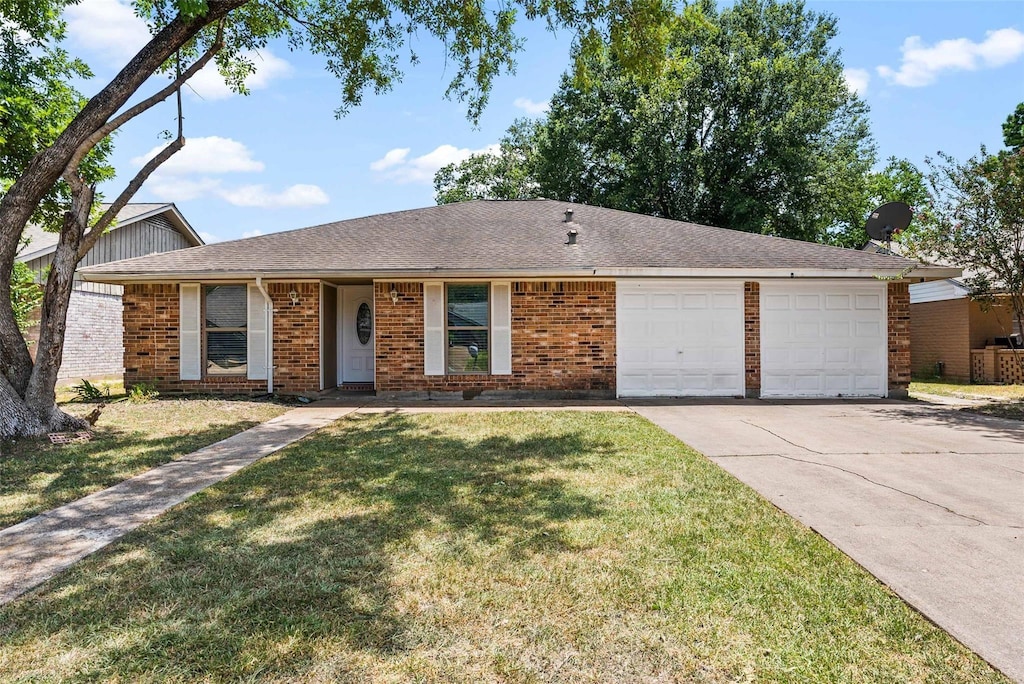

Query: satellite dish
left=865, top=202, right=913, bottom=243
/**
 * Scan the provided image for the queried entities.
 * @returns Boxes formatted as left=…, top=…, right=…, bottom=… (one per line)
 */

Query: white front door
left=760, top=280, right=887, bottom=397
left=338, top=286, right=374, bottom=384
left=616, top=280, right=745, bottom=397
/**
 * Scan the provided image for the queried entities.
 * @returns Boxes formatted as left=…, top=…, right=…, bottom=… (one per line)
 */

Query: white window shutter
left=491, top=282, right=512, bottom=375
left=179, top=284, right=201, bottom=380
left=247, top=284, right=267, bottom=380
left=424, top=282, right=445, bottom=375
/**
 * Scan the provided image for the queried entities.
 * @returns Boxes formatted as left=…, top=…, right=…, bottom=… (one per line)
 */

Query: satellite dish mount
left=865, top=201, right=913, bottom=251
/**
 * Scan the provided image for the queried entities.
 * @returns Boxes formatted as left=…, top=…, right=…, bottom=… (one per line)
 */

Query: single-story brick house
left=19, top=203, right=202, bottom=380
left=862, top=240, right=1021, bottom=383
left=79, top=200, right=958, bottom=399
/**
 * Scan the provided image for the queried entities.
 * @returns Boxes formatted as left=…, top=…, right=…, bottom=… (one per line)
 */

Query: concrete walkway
left=0, top=403, right=357, bottom=605
left=628, top=399, right=1024, bottom=682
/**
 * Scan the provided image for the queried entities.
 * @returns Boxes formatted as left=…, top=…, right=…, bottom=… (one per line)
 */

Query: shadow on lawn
left=0, top=418, right=270, bottom=528
left=0, top=411, right=613, bottom=679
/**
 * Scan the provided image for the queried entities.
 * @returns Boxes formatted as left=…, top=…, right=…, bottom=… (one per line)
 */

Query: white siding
left=909, top=279, right=968, bottom=304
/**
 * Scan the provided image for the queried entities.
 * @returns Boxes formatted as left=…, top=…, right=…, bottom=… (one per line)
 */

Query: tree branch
left=65, top=22, right=224, bottom=176
left=78, top=137, right=186, bottom=259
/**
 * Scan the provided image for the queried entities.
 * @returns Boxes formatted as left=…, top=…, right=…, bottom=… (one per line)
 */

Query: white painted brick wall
left=58, top=289, right=124, bottom=380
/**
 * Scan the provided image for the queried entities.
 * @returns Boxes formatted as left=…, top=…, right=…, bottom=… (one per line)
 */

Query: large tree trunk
left=0, top=1, right=243, bottom=439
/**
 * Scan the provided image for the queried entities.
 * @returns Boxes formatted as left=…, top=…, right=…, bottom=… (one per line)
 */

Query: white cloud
left=199, top=231, right=222, bottom=244
left=242, top=229, right=264, bottom=238
left=843, top=68, right=870, bottom=96
left=877, top=27, right=1024, bottom=87
left=371, top=143, right=499, bottom=184
left=219, top=184, right=330, bottom=208
left=185, top=50, right=293, bottom=101
left=144, top=176, right=222, bottom=202
left=65, top=0, right=151, bottom=64
left=369, top=148, right=410, bottom=171
left=132, top=136, right=264, bottom=176
left=134, top=137, right=328, bottom=208
left=513, top=97, right=550, bottom=116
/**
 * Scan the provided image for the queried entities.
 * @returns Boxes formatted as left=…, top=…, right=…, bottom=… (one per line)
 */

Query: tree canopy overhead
left=0, top=0, right=679, bottom=437
left=436, top=0, right=877, bottom=244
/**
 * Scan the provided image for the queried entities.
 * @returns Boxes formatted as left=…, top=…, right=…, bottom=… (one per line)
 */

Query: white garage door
left=617, top=281, right=744, bottom=397
left=760, top=281, right=887, bottom=398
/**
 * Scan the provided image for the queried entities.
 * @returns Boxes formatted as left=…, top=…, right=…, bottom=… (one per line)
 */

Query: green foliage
left=0, top=6, right=115, bottom=231
left=828, top=156, right=929, bottom=248
left=1003, top=102, right=1024, bottom=153
left=435, top=119, right=542, bottom=203
left=127, top=382, right=159, bottom=402
left=71, top=379, right=111, bottom=402
left=10, top=259, right=42, bottom=333
left=128, top=0, right=679, bottom=124
left=902, top=146, right=1024, bottom=340
left=435, top=0, right=875, bottom=242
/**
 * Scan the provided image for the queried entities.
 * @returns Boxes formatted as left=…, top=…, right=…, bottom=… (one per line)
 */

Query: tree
left=434, top=119, right=541, bottom=204
left=1003, top=102, right=1024, bottom=153
left=0, top=0, right=675, bottom=438
left=902, top=147, right=1024, bottom=357
left=10, top=261, right=43, bottom=334
left=827, top=156, right=929, bottom=248
left=435, top=0, right=876, bottom=243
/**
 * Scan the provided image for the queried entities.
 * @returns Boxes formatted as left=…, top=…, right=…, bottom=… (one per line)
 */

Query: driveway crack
left=741, top=420, right=823, bottom=454
left=773, top=453, right=989, bottom=526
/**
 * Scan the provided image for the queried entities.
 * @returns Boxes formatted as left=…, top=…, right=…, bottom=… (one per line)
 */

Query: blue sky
left=63, top=0, right=1024, bottom=243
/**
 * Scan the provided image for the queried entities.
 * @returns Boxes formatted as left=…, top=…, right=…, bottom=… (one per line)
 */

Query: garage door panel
left=856, top=293, right=882, bottom=309
left=617, top=281, right=744, bottom=397
left=856, top=320, right=881, bottom=337
left=825, top=294, right=851, bottom=309
left=713, top=293, right=739, bottom=309
left=761, top=281, right=886, bottom=398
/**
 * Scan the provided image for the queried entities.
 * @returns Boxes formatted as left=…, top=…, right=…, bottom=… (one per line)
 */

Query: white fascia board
left=78, top=265, right=964, bottom=284
left=595, top=267, right=963, bottom=280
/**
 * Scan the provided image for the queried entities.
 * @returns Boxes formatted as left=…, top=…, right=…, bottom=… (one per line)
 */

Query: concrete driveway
left=628, top=399, right=1024, bottom=682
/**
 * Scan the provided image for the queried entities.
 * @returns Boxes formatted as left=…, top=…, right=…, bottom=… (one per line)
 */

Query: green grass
left=0, top=412, right=1002, bottom=682
left=910, top=379, right=1024, bottom=401
left=0, top=395, right=288, bottom=528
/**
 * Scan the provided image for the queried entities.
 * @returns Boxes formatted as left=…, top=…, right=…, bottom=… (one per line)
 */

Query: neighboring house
left=18, top=203, right=203, bottom=381
left=80, top=200, right=957, bottom=400
left=862, top=240, right=1021, bottom=383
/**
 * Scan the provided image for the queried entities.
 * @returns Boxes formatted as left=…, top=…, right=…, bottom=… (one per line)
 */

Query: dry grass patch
left=911, top=380, right=1024, bottom=401
left=0, top=412, right=1005, bottom=682
left=0, top=394, right=288, bottom=528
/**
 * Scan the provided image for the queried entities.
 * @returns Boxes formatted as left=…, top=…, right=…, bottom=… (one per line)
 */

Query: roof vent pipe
left=566, top=229, right=578, bottom=245
left=564, top=209, right=573, bottom=223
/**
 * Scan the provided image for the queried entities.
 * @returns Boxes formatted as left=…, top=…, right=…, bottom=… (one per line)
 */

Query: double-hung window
left=446, top=284, right=489, bottom=374
left=204, top=285, right=247, bottom=375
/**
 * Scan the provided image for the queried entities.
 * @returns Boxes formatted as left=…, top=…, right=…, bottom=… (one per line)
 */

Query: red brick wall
left=910, top=298, right=970, bottom=381
left=887, top=282, right=911, bottom=396
left=744, top=282, right=760, bottom=396
left=122, top=282, right=320, bottom=394
left=374, top=281, right=616, bottom=394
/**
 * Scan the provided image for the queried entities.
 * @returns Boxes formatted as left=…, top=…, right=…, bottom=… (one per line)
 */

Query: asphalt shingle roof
left=81, top=199, right=943, bottom=278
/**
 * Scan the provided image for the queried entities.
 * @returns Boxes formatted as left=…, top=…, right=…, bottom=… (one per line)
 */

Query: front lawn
left=0, top=394, right=288, bottom=528
left=910, top=379, right=1024, bottom=401
left=910, top=380, right=1024, bottom=421
left=0, top=412, right=1001, bottom=682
